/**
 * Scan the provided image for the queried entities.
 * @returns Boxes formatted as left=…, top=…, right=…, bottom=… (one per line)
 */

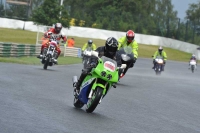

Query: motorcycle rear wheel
left=86, top=87, right=103, bottom=113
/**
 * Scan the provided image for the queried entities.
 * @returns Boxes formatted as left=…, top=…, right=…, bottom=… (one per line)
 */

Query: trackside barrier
left=0, top=42, right=37, bottom=57
left=64, top=47, right=82, bottom=58
left=0, top=43, right=68, bottom=57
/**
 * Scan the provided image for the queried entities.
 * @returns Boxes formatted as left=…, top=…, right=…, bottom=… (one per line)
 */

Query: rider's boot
left=152, top=63, right=155, bottom=69
left=188, top=64, right=190, bottom=69
left=37, top=51, right=43, bottom=59
left=53, top=55, right=58, bottom=64
left=162, top=65, right=164, bottom=71
left=120, top=73, right=125, bottom=78
left=73, top=79, right=82, bottom=97
left=73, top=71, right=88, bottom=96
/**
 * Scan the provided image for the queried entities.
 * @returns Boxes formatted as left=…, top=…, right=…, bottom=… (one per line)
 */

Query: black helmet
left=158, top=46, right=163, bottom=53
left=105, top=37, right=118, bottom=55
left=88, top=39, right=93, bottom=47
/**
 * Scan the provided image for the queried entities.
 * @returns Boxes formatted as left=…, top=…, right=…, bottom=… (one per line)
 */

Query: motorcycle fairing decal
left=78, top=84, right=90, bottom=104
left=104, top=61, right=116, bottom=72
left=81, top=78, right=95, bottom=90
left=78, top=78, right=95, bottom=104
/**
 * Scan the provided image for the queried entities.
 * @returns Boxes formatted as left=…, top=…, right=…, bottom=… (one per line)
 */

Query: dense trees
left=62, top=0, right=200, bottom=45
left=31, top=0, right=70, bottom=27
left=1, top=0, right=200, bottom=45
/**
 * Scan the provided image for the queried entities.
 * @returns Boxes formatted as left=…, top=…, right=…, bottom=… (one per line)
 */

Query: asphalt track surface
left=0, top=58, right=200, bottom=133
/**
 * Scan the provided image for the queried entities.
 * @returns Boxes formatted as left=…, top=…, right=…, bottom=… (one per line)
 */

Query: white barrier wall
left=0, top=17, right=200, bottom=59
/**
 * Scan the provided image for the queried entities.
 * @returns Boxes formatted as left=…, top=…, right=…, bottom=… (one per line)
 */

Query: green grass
left=0, top=28, right=37, bottom=44
left=138, top=45, right=191, bottom=62
left=0, top=27, right=193, bottom=65
left=0, top=56, right=82, bottom=65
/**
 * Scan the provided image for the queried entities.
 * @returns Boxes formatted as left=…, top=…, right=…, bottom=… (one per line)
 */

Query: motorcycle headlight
left=107, top=74, right=112, bottom=80
left=101, top=71, right=106, bottom=77
left=121, top=54, right=131, bottom=61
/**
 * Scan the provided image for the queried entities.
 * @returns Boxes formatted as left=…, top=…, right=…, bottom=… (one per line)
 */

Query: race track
left=0, top=58, right=200, bottom=133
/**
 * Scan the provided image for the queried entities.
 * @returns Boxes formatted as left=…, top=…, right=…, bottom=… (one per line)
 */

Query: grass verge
left=0, top=56, right=82, bottom=65
left=0, top=27, right=193, bottom=64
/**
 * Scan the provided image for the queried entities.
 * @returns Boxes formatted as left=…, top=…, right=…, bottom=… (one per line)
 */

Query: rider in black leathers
left=74, top=37, right=122, bottom=93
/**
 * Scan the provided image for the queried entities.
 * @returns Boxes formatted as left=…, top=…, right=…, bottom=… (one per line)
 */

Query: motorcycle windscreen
left=101, top=56, right=117, bottom=72
left=155, top=56, right=164, bottom=64
left=190, top=60, right=196, bottom=65
left=118, top=46, right=134, bottom=61
left=47, top=45, right=55, bottom=55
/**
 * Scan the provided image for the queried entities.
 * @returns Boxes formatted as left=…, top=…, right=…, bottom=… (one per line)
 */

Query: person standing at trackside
left=66, top=38, right=75, bottom=47
left=81, top=40, right=97, bottom=53
left=188, top=54, right=197, bottom=69
left=118, top=30, right=138, bottom=71
left=152, top=46, right=167, bottom=71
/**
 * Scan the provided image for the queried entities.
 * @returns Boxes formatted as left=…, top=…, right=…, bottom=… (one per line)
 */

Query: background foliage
left=1, top=0, right=200, bottom=45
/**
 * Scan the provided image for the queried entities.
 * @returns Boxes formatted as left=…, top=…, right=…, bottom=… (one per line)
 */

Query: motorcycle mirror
left=120, top=64, right=127, bottom=69
left=91, top=51, right=99, bottom=57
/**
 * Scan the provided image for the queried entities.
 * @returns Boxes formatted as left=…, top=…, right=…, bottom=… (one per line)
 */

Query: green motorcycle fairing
left=80, top=56, right=119, bottom=95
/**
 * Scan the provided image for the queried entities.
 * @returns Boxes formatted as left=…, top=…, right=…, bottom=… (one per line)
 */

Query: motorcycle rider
left=74, top=37, right=121, bottom=94
left=152, top=46, right=167, bottom=71
left=81, top=40, right=97, bottom=54
left=117, top=30, right=138, bottom=78
left=188, top=54, right=197, bottom=69
left=37, top=23, right=67, bottom=63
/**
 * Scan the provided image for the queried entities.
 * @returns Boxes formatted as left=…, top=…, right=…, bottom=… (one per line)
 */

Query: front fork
left=88, top=79, right=109, bottom=104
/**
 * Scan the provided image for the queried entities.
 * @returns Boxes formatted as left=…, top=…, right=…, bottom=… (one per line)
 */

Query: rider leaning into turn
left=152, top=46, right=167, bottom=71
left=117, top=30, right=138, bottom=77
left=74, top=37, right=122, bottom=94
left=188, top=54, right=197, bottom=69
left=37, top=23, right=67, bottom=63
left=81, top=40, right=97, bottom=53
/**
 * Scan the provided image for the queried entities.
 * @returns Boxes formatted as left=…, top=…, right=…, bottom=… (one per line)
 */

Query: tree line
left=1, top=0, right=200, bottom=45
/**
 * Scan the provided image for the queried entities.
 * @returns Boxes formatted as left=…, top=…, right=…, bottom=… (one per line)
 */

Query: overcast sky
left=1, top=0, right=199, bottom=20
left=171, top=0, right=199, bottom=19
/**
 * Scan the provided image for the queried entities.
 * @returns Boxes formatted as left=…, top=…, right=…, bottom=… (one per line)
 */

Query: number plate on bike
left=104, top=61, right=116, bottom=72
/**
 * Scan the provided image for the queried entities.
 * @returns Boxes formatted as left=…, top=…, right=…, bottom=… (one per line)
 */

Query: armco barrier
left=64, top=47, right=81, bottom=58
left=0, top=42, right=38, bottom=57
left=0, top=42, right=77, bottom=57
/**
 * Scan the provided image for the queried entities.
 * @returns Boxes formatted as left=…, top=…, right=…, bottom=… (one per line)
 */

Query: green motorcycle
left=72, top=51, right=126, bottom=113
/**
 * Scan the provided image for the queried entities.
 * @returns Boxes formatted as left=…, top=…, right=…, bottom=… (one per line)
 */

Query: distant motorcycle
left=117, top=46, right=134, bottom=79
left=154, top=56, right=164, bottom=75
left=39, top=34, right=59, bottom=70
left=41, top=41, right=58, bottom=69
left=82, top=47, right=93, bottom=69
left=189, top=59, right=197, bottom=73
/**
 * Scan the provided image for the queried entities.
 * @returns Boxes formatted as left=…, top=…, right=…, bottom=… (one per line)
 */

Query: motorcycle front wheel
left=155, top=65, right=161, bottom=75
left=86, top=87, right=103, bottom=113
left=191, top=65, right=194, bottom=73
left=43, top=54, right=50, bottom=69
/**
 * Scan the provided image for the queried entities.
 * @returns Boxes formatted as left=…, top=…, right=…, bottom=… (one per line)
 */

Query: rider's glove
left=163, top=60, right=166, bottom=64
left=47, top=32, right=53, bottom=36
left=129, top=63, right=134, bottom=68
left=90, top=62, right=96, bottom=68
